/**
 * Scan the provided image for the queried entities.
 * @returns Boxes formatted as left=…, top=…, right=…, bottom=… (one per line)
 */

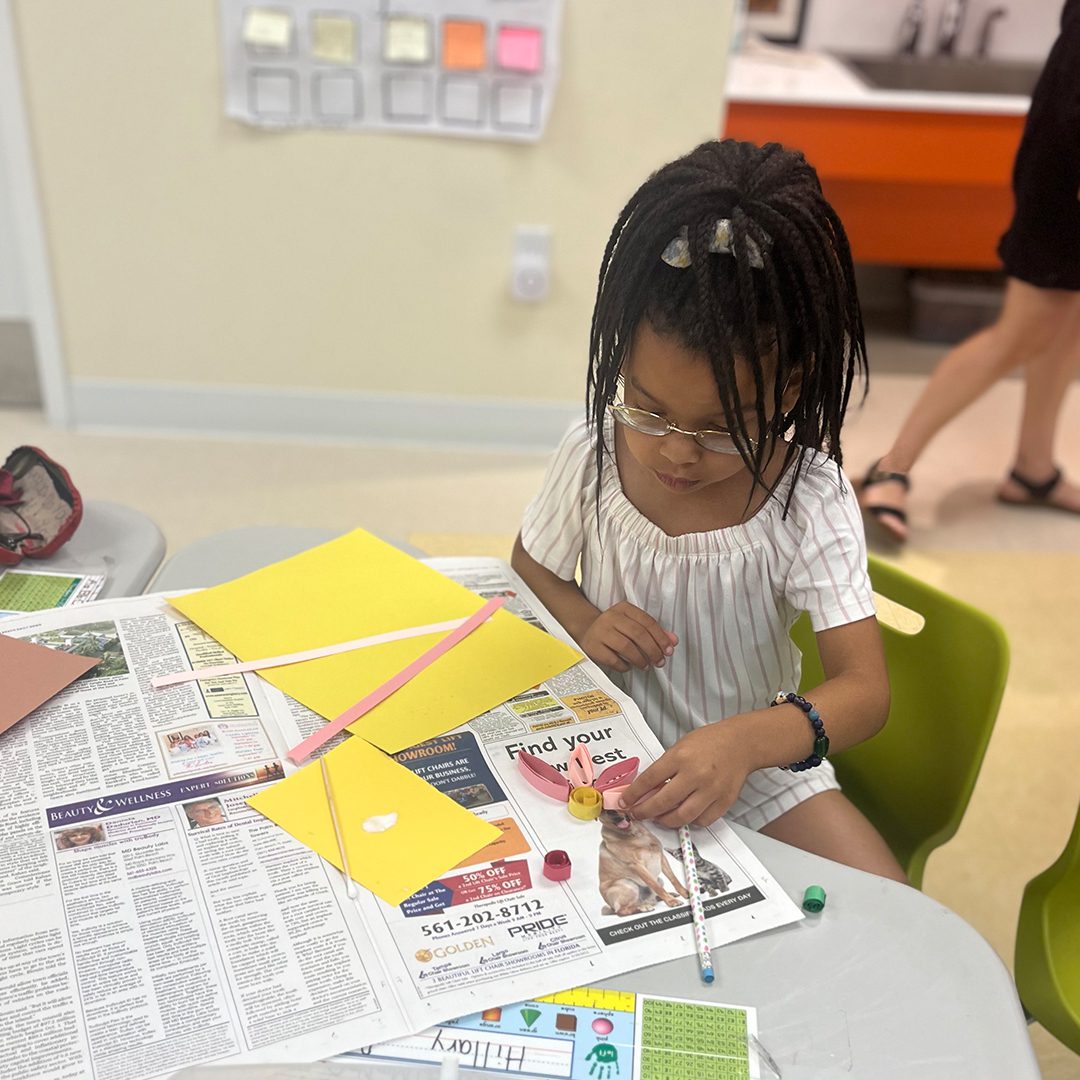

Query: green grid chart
left=0, top=571, right=83, bottom=613
left=638, top=997, right=751, bottom=1080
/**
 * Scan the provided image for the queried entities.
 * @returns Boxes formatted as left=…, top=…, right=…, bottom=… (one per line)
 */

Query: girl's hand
left=619, top=722, right=754, bottom=828
left=580, top=602, right=678, bottom=673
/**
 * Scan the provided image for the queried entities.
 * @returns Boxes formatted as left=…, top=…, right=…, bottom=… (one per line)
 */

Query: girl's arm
left=511, top=533, right=600, bottom=642
left=621, top=615, right=889, bottom=828
left=511, top=533, right=676, bottom=671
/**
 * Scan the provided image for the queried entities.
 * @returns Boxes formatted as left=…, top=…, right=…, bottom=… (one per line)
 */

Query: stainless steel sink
left=840, top=54, right=1042, bottom=96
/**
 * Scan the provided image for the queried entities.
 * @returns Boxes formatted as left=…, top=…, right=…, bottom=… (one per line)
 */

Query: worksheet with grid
left=636, top=994, right=758, bottom=1080
left=0, top=568, right=105, bottom=617
left=346, top=986, right=761, bottom=1079
left=219, top=0, right=564, bottom=141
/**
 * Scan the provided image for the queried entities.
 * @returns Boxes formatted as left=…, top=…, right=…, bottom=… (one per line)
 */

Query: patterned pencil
left=679, top=823, right=714, bottom=983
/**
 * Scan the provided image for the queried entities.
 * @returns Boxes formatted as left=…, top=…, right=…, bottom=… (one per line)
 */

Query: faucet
left=897, top=0, right=925, bottom=55
left=936, top=0, right=967, bottom=56
left=976, top=7, right=1007, bottom=58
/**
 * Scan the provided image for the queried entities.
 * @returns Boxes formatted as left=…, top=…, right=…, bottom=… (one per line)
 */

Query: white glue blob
left=362, top=812, right=398, bottom=833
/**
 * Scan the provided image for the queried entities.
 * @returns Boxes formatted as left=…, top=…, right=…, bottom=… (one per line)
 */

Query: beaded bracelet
left=771, top=691, right=830, bottom=772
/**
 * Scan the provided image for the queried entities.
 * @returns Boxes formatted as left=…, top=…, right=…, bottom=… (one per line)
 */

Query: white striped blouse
left=520, top=417, right=877, bottom=752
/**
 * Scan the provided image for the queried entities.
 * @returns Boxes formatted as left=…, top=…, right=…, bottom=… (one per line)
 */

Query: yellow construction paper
left=242, top=7, right=292, bottom=49
left=169, top=529, right=582, bottom=754
left=312, top=15, right=356, bottom=63
left=248, top=737, right=499, bottom=906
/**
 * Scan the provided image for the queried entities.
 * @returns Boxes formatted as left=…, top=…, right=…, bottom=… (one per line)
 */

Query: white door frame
left=0, top=0, right=71, bottom=426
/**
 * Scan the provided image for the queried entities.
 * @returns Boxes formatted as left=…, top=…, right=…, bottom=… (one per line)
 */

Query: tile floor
left=2, top=327, right=1078, bottom=1077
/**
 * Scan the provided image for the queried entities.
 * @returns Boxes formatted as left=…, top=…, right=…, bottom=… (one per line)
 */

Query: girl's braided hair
left=587, top=139, right=867, bottom=510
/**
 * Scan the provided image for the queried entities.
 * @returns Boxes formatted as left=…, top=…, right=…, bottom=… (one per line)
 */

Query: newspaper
left=0, top=557, right=801, bottom=1080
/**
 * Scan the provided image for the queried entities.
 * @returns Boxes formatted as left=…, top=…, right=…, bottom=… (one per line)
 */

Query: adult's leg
left=999, top=294, right=1080, bottom=512
left=760, top=790, right=908, bottom=883
left=860, top=279, right=1075, bottom=538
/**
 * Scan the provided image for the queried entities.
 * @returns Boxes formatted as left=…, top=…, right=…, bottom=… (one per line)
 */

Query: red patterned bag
left=0, top=446, right=83, bottom=567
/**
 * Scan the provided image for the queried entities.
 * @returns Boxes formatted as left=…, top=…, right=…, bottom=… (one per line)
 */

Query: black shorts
left=997, top=0, right=1080, bottom=289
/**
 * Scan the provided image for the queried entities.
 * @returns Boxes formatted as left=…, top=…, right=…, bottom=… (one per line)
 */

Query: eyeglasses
left=609, top=403, right=753, bottom=455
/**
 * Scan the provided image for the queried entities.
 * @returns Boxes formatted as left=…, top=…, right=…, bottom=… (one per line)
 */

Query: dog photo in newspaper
left=597, top=808, right=690, bottom=916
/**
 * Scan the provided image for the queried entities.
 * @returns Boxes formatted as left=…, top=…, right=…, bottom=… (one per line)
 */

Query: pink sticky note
left=496, top=25, right=543, bottom=73
left=0, top=633, right=100, bottom=734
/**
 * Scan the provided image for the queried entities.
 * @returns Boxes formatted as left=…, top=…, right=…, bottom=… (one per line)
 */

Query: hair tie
left=660, top=219, right=767, bottom=270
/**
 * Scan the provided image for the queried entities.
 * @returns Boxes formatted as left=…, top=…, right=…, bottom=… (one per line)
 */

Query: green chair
left=791, top=555, right=1009, bottom=889
left=1014, top=798, right=1080, bottom=1055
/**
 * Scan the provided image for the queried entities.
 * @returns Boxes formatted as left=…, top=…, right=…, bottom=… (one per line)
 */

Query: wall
left=0, top=145, right=24, bottom=319
left=800, top=0, right=1061, bottom=62
left=12, top=1, right=732, bottom=444
left=0, top=130, right=35, bottom=404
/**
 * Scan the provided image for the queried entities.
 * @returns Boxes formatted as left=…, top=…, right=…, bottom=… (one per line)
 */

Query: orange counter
left=724, top=102, right=1026, bottom=267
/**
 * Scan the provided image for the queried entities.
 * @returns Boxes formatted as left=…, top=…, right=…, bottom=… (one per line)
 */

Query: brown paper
left=0, top=632, right=100, bottom=734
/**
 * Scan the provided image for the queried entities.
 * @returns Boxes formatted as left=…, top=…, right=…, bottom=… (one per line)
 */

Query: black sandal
left=860, top=459, right=911, bottom=540
left=998, top=466, right=1078, bottom=513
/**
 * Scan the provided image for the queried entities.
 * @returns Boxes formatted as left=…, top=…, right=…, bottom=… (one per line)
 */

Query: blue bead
left=774, top=692, right=827, bottom=772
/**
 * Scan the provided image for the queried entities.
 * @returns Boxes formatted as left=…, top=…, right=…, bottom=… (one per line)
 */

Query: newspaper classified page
left=1, top=561, right=801, bottom=1079
left=0, top=597, right=399, bottom=1080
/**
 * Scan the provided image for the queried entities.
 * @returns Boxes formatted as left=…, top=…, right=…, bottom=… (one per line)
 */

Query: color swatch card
left=168, top=528, right=582, bottom=754
left=219, top=0, right=564, bottom=141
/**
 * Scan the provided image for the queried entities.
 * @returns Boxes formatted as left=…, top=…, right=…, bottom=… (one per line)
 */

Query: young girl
left=512, top=139, right=906, bottom=882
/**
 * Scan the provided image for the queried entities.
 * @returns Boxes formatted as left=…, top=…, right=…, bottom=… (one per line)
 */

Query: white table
left=599, top=824, right=1038, bottom=1079
left=156, top=528, right=1040, bottom=1080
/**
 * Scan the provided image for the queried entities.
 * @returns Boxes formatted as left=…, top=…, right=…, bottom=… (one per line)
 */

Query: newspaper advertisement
left=357, top=560, right=802, bottom=1004
left=0, top=558, right=800, bottom=1080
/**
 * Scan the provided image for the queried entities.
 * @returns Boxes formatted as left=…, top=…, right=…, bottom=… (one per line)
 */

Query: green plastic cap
left=802, top=885, right=826, bottom=913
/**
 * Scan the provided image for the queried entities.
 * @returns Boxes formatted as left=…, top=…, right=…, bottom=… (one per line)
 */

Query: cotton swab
left=320, top=755, right=358, bottom=899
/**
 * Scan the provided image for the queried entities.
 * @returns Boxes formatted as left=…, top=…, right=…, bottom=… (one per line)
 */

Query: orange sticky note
left=442, top=20, right=486, bottom=71
left=0, top=633, right=100, bottom=734
left=451, top=816, right=530, bottom=868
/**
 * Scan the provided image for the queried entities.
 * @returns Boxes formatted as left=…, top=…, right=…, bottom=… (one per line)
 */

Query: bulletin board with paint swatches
left=219, top=0, right=563, bottom=141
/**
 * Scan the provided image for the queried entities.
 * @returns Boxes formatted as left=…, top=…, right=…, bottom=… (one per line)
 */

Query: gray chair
left=152, top=527, right=424, bottom=591
left=29, top=500, right=166, bottom=598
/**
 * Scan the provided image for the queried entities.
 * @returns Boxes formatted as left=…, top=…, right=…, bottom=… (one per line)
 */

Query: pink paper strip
left=567, top=744, right=594, bottom=788
left=602, top=786, right=629, bottom=810
left=517, top=749, right=571, bottom=801
left=150, top=616, right=469, bottom=689
left=287, top=595, right=507, bottom=764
